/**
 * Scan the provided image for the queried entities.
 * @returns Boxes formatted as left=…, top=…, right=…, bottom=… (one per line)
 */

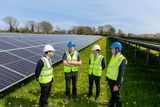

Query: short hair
left=96, top=49, right=100, bottom=52
left=45, top=51, right=48, bottom=54
left=115, top=48, right=121, bottom=52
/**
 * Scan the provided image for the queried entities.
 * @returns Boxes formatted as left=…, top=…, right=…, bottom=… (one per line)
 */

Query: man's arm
left=116, top=59, right=126, bottom=86
left=101, top=57, right=106, bottom=70
left=62, top=52, right=74, bottom=67
left=35, top=60, right=44, bottom=80
left=70, top=52, right=82, bottom=66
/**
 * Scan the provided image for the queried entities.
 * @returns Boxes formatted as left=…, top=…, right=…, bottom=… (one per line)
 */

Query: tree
left=97, top=26, right=105, bottom=35
left=128, top=33, right=134, bottom=37
left=117, top=29, right=126, bottom=37
left=54, top=26, right=66, bottom=34
left=97, top=24, right=116, bottom=36
left=68, top=26, right=95, bottom=35
left=35, top=23, right=41, bottom=33
left=3, top=16, right=19, bottom=32
left=19, top=27, right=31, bottom=33
left=67, top=26, right=78, bottom=34
left=26, top=21, right=36, bottom=32
left=39, top=21, right=53, bottom=33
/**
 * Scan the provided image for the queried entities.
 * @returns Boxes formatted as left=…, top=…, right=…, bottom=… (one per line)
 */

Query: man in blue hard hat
left=106, top=42, right=127, bottom=107
left=62, top=41, right=82, bottom=103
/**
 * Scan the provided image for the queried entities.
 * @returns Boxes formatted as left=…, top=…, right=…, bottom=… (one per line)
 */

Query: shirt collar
left=114, top=52, right=121, bottom=58
left=94, top=53, right=99, bottom=58
left=44, top=54, right=50, bottom=60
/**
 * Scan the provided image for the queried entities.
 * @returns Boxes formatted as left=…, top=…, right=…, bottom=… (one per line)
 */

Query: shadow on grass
left=28, top=89, right=41, bottom=96
left=4, top=96, right=38, bottom=107
left=49, top=91, right=107, bottom=107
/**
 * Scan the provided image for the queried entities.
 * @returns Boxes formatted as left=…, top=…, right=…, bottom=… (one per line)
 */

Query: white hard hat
left=43, top=44, right=55, bottom=52
left=92, top=45, right=101, bottom=51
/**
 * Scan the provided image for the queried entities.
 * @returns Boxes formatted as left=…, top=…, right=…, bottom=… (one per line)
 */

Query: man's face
left=48, top=51, right=55, bottom=57
left=92, top=50, right=98, bottom=54
left=69, top=46, right=75, bottom=53
left=111, top=48, right=116, bottom=55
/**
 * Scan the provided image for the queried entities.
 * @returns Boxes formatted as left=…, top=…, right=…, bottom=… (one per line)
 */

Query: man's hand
left=63, top=60, right=73, bottom=67
left=64, top=60, right=82, bottom=66
left=70, top=60, right=82, bottom=66
left=113, top=85, right=119, bottom=92
left=67, top=60, right=72, bottom=64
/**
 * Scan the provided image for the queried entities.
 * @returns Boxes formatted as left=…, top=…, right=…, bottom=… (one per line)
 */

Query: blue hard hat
left=67, top=41, right=76, bottom=48
left=110, top=42, right=122, bottom=49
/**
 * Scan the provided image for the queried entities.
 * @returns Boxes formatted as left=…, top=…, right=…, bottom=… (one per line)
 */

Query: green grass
left=0, top=37, right=160, bottom=107
left=120, top=40, right=160, bottom=107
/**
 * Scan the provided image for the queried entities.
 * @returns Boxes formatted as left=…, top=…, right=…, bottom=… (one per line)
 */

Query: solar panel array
left=0, top=34, right=101, bottom=92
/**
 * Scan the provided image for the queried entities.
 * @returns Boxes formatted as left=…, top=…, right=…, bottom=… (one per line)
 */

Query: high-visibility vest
left=89, top=54, right=103, bottom=76
left=106, top=53, right=126, bottom=81
left=39, top=57, right=53, bottom=84
left=64, top=51, right=79, bottom=73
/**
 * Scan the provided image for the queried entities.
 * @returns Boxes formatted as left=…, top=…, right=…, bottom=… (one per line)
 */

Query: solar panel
left=26, top=47, right=42, bottom=55
left=0, top=37, right=30, bottom=47
left=0, top=66, right=24, bottom=90
left=0, top=52, right=21, bottom=65
left=0, top=34, right=101, bottom=92
left=5, top=60, right=36, bottom=76
left=10, top=49, right=37, bottom=58
left=26, top=55, right=41, bottom=63
left=0, top=40, right=18, bottom=50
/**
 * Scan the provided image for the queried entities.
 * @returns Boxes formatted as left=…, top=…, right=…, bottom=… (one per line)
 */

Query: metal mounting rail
left=109, top=36, right=160, bottom=51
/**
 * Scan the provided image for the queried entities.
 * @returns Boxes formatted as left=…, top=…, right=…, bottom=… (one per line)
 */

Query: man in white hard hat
left=87, top=44, right=106, bottom=103
left=35, top=44, right=55, bottom=107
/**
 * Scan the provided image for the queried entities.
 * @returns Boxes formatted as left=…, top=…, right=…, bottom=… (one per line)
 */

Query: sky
left=0, top=0, right=160, bottom=34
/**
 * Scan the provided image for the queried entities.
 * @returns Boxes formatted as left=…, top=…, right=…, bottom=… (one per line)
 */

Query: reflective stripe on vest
left=89, top=54, right=103, bottom=76
left=39, top=57, right=53, bottom=84
left=106, top=53, right=126, bottom=80
left=64, top=51, right=79, bottom=72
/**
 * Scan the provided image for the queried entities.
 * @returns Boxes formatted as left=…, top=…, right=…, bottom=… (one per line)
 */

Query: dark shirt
left=35, top=59, right=44, bottom=80
left=89, top=55, right=106, bottom=71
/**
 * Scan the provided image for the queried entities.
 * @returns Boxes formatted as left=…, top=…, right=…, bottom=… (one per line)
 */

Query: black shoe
left=48, top=103, right=54, bottom=107
left=73, top=96, right=78, bottom=102
left=105, top=103, right=113, bottom=107
left=64, top=96, right=70, bottom=104
left=87, top=94, right=92, bottom=98
left=95, top=97, right=99, bottom=103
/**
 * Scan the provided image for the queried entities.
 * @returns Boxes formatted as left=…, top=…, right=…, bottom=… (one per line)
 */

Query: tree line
left=0, top=16, right=127, bottom=36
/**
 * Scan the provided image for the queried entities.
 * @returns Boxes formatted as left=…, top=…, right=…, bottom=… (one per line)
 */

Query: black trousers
left=108, top=79, right=122, bottom=107
left=65, top=72, right=78, bottom=97
left=88, top=74, right=101, bottom=97
left=39, top=82, right=52, bottom=107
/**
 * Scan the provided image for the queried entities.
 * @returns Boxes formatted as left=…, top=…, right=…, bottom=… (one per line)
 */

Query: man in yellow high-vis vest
left=87, top=45, right=106, bottom=103
left=35, top=44, right=55, bottom=107
left=63, top=41, right=82, bottom=103
left=106, top=42, right=127, bottom=107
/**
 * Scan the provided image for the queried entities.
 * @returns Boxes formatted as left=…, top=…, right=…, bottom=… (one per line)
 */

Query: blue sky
left=0, top=0, right=160, bottom=34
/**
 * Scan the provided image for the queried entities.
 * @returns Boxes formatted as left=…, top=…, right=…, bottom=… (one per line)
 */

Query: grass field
left=0, top=37, right=160, bottom=107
